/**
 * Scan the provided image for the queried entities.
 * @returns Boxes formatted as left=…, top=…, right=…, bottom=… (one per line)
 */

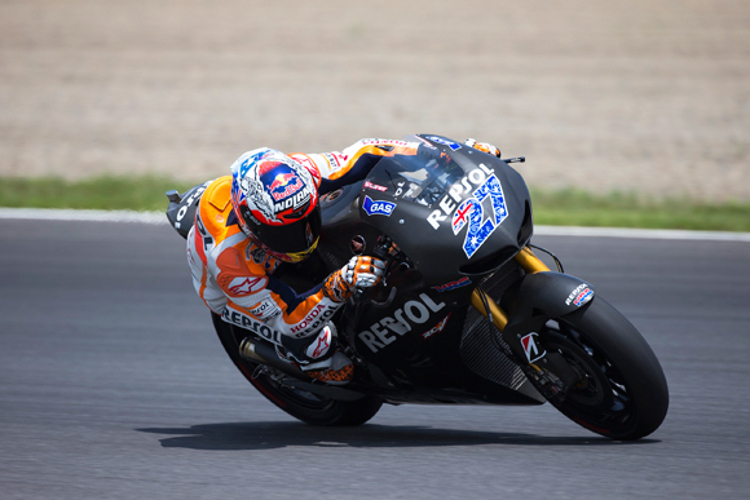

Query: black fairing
left=317, top=135, right=541, bottom=404
left=319, top=135, right=532, bottom=282
left=359, top=135, right=533, bottom=285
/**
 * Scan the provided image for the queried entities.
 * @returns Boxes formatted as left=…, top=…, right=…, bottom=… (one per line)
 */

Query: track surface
left=2, top=219, right=749, bottom=499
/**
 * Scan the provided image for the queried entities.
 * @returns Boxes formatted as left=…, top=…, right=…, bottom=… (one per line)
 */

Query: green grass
left=0, top=175, right=196, bottom=212
left=530, top=188, right=750, bottom=232
left=1, top=176, right=749, bottom=232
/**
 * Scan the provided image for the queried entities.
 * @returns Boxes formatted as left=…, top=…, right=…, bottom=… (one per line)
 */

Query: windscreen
left=367, top=153, right=466, bottom=207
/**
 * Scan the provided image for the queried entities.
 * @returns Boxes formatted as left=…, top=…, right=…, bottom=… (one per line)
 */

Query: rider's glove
left=323, top=256, right=386, bottom=303
left=465, top=138, right=501, bottom=158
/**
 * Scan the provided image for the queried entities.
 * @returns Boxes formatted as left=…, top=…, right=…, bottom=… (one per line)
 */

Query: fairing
left=317, top=135, right=543, bottom=404
left=358, top=135, right=533, bottom=284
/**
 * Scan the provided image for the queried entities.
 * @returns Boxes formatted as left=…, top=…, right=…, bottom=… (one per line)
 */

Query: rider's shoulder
left=197, top=175, right=235, bottom=236
left=201, top=175, right=232, bottom=208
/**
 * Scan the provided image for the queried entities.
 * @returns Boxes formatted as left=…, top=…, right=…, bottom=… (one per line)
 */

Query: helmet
left=230, top=148, right=321, bottom=263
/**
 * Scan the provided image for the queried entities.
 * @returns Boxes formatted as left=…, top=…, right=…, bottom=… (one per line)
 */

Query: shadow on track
left=137, top=421, right=658, bottom=451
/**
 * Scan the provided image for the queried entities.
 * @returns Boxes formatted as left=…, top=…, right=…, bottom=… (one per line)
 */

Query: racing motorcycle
left=166, top=134, right=668, bottom=440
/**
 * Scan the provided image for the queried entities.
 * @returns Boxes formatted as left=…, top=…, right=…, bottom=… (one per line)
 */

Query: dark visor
left=246, top=205, right=322, bottom=254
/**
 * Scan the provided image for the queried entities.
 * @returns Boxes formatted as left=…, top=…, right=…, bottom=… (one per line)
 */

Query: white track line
left=0, top=207, right=165, bottom=224
left=1, top=207, right=749, bottom=242
left=534, top=225, right=750, bottom=242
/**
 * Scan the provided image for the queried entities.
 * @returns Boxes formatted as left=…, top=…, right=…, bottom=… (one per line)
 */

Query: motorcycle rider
left=186, top=136, right=501, bottom=384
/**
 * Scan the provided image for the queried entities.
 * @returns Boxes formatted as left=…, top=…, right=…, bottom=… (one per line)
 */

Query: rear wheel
left=212, top=313, right=382, bottom=426
left=527, top=297, right=668, bottom=440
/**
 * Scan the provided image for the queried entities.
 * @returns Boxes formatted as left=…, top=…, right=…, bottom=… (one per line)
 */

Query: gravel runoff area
left=1, top=0, right=748, bottom=202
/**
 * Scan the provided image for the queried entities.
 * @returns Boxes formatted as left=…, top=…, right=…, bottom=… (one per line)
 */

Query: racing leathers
left=186, top=137, right=501, bottom=380
left=186, top=139, right=431, bottom=369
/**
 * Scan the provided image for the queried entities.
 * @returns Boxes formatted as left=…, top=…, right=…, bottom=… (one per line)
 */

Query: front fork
left=469, top=247, right=580, bottom=399
left=470, top=246, right=549, bottom=331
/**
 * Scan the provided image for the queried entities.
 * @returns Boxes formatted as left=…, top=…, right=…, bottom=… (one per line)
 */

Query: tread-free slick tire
left=212, top=313, right=383, bottom=426
left=542, top=296, right=669, bottom=440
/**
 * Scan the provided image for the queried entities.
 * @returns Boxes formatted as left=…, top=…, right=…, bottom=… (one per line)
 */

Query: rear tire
left=531, top=297, right=669, bottom=440
left=212, top=313, right=382, bottom=426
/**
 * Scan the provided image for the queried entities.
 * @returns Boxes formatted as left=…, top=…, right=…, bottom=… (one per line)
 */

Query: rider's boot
left=304, top=351, right=354, bottom=385
left=277, top=324, right=354, bottom=385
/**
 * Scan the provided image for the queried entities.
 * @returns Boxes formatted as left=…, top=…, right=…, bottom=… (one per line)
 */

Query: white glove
left=323, top=256, right=386, bottom=302
left=343, top=256, right=385, bottom=288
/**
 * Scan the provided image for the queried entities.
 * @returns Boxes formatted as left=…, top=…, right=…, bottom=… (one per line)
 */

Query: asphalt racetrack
left=2, top=218, right=749, bottom=499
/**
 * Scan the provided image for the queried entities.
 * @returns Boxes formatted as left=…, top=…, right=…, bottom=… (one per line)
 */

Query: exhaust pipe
left=238, top=337, right=367, bottom=402
left=238, top=337, right=310, bottom=379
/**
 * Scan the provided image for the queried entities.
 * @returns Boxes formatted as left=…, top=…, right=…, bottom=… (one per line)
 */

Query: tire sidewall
left=555, top=296, right=669, bottom=439
left=211, top=312, right=382, bottom=426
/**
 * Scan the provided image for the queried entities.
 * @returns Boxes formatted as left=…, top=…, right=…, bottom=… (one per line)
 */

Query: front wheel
left=528, top=297, right=669, bottom=440
left=212, top=313, right=382, bottom=426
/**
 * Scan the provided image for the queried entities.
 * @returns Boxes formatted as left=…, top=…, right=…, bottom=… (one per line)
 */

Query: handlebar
left=372, top=235, right=393, bottom=260
left=353, top=235, right=404, bottom=307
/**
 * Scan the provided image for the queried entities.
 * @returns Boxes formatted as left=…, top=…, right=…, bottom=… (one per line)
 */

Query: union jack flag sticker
left=452, top=199, right=475, bottom=235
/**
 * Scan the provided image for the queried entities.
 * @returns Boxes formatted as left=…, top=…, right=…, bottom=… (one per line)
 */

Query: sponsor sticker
left=364, top=180, right=388, bottom=192
left=290, top=303, right=337, bottom=338
left=248, top=298, right=281, bottom=320
left=222, top=307, right=283, bottom=346
left=361, top=139, right=412, bottom=148
left=272, top=185, right=313, bottom=213
left=574, top=288, right=593, bottom=307
left=520, top=332, right=546, bottom=364
left=227, top=276, right=267, bottom=296
left=358, top=293, right=446, bottom=353
left=565, top=283, right=594, bottom=307
left=268, top=171, right=303, bottom=202
left=422, top=313, right=451, bottom=339
left=362, top=195, right=396, bottom=217
left=433, top=277, right=472, bottom=293
left=426, top=163, right=495, bottom=230
left=305, top=327, right=332, bottom=359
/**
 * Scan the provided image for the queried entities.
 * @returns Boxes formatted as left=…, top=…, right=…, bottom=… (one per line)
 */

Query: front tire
left=212, top=313, right=382, bottom=426
left=531, top=297, right=669, bottom=440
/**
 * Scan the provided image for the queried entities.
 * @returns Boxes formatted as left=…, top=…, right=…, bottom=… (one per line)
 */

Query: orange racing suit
left=186, top=138, right=427, bottom=347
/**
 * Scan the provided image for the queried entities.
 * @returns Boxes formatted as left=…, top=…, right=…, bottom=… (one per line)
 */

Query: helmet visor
left=247, top=204, right=322, bottom=258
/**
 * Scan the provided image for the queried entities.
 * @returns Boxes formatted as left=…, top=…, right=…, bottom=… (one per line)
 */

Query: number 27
left=451, top=174, right=508, bottom=259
